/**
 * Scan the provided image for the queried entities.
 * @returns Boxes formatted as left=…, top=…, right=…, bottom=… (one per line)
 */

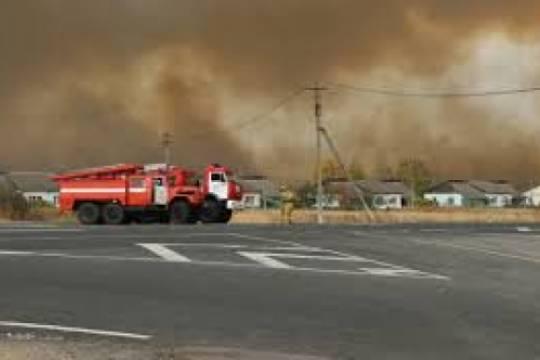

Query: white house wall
left=23, top=192, right=59, bottom=207
left=523, top=187, right=540, bottom=206
left=424, top=193, right=463, bottom=207
left=485, top=194, right=512, bottom=208
left=372, top=194, right=403, bottom=210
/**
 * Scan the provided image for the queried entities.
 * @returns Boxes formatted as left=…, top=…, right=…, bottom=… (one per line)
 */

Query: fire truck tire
left=102, top=203, right=125, bottom=225
left=199, top=199, right=223, bottom=223
left=169, top=200, right=193, bottom=224
left=219, top=209, right=233, bottom=223
left=77, top=202, right=101, bottom=225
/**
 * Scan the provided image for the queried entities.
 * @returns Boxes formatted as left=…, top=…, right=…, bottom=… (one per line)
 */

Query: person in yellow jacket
left=279, top=185, right=295, bottom=225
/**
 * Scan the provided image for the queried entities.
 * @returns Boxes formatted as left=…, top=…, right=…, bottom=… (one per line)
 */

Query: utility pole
left=305, top=84, right=328, bottom=224
left=161, top=131, right=173, bottom=167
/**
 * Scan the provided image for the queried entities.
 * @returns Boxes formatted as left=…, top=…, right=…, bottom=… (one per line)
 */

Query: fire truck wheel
left=102, top=203, right=125, bottom=225
left=219, top=209, right=233, bottom=223
left=77, top=202, right=101, bottom=225
left=199, top=199, right=223, bottom=223
left=169, top=200, right=192, bottom=224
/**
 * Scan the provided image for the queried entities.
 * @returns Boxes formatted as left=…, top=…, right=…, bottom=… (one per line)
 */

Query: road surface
left=0, top=223, right=539, bottom=359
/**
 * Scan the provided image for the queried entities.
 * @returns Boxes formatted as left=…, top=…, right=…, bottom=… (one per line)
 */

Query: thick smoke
left=1, top=1, right=540, bottom=179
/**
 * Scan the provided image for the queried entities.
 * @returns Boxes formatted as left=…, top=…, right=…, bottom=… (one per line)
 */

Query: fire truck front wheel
left=102, top=203, right=126, bottom=225
left=169, top=200, right=194, bottom=224
left=200, top=199, right=226, bottom=223
left=77, top=202, right=101, bottom=225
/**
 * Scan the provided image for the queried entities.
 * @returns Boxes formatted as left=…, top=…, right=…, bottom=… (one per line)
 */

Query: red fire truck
left=52, top=163, right=242, bottom=225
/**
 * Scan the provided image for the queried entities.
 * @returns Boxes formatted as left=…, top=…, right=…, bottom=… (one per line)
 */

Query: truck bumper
left=226, top=200, right=243, bottom=210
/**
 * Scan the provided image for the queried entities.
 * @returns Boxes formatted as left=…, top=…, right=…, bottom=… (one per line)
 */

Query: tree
left=348, top=159, right=365, bottom=180
left=296, top=182, right=317, bottom=208
left=396, top=158, right=432, bottom=204
left=321, top=159, right=341, bottom=181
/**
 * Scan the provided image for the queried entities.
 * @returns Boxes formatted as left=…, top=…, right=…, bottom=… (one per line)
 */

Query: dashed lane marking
left=406, top=237, right=540, bottom=265
left=0, top=321, right=151, bottom=340
left=237, top=252, right=292, bottom=269
left=0, top=228, right=83, bottom=233
left=0, top=248, right=449, bottom=280
left=137, top=243, right=191, bottom=263
left=136, top=243, right=448, bottom=280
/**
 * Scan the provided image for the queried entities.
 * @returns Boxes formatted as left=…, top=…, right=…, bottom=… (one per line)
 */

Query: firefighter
left=279, top=185, right=295, bottom=225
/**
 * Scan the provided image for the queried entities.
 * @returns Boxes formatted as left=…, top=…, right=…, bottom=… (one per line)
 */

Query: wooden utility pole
left=161, top=132, right=173, bottom=167
left=305, top=84, right=328, bottom=224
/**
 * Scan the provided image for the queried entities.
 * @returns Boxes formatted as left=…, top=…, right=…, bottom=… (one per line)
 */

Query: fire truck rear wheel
left=169, top=200, right=193, bottom=224
left=77, top=202, right=101, bottom=225
left=102, top=203, right=125, bottom=225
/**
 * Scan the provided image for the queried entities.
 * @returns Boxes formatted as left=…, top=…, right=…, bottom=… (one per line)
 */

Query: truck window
left=211, top=173, right=225, bottom=182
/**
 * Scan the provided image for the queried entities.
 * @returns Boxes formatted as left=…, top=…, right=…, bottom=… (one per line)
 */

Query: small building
left=238, top=176, right=280, bottom=209
left=468, top=180, right=516, bottom=207
left=327, top=179, right=412, bottom=210
left=522, top=185, right=540, bottom=207
left=424, top=180, right=516, bottom=208
left=3, top=172, right=59, bottom=207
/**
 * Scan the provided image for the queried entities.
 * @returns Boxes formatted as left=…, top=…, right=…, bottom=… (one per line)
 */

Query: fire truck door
left=153, top=178, right=168, bottom=205
left=209, top=172, right=227, bottom=200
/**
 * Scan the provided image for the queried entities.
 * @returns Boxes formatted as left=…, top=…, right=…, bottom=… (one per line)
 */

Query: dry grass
left=231, top=208, right=540, bottom=224
left=3, top=207, right=540, bottom=225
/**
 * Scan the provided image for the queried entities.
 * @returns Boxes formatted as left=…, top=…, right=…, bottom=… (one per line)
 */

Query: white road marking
left=0, top=229, right=83, bottom=233
left=0, top=321, right=151, bottom=340
left=137, top=243, right=191, bottom=262
left=237, top=252, right=292, bottom=269
left=228, top=233, right=302, bottom=247
left=0, top=249, right=448, bottom=279
left=358, top=268, right=435, bottom=278
left=154, top=243, right=318, bottom=251
left=408, top=237, right=540, bottom=265
left=516, top=226, right=532, bottom=233
left=0, top=250, right=34, bottom=255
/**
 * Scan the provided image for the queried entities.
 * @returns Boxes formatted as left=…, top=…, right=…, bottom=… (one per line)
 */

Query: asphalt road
left=0, top=223, right=539, bottom=359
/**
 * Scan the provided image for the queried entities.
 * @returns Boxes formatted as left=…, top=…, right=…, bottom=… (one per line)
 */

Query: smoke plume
left=1, top=1, right=540, bottom=180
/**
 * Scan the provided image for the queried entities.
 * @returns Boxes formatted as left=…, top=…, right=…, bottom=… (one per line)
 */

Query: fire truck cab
left=52, top=163, right=242, bottom=225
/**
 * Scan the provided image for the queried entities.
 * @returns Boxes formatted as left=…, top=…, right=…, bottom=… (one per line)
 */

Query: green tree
left=321, top=159, right=341, bottom=181
left=396, top=158, right=432, bottom=204
left=348, top=159, right=365, bottom=180
left=296, top=182, right=317, bottom=208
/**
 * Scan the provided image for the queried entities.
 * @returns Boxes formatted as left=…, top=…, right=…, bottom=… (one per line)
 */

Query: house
left=522, top=185, right=540, bottom=207
left=468, top=180, right=516, bottom=207
left=237, top=176, right=280, bottom=209
left=327, top=179, right=412, bottom=210
left=424, top=180, right=516, bottom=208
left=1, top=172, right=59, bottom=207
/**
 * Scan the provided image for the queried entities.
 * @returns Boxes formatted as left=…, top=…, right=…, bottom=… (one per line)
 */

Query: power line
left=331, top=82, right=540, bottom=98
left=188, top=88, right=305, bottom=139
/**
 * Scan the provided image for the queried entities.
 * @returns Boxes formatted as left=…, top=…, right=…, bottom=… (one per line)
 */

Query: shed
left=327, top=179, right=412, bottom=209
left=5, top=172, right=59, bottom=207
left=238, top=176, right=280, bottom=209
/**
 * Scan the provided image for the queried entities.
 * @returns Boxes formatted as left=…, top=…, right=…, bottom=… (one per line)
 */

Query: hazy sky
left=2, top=1, right=540, bottom=180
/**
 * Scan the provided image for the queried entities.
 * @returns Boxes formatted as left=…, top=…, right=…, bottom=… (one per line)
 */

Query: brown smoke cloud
left=1, top=1, right=540, bottom=180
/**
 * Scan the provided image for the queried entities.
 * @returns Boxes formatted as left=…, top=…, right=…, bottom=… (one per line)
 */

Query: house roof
left=4, top=172, right=58, bottom=193
left=523, top=185, right=540, bottom=195
left=238, top=177, right=280, bottom=197
left=426, top=180, right=515, bottom=197
left=468, top=180, right=517, bottom=195
left=328, top=180, right=412, bottom=196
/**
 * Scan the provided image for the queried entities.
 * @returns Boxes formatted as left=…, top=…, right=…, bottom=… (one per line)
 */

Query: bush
left=0, top=188, right=30, bottom=220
